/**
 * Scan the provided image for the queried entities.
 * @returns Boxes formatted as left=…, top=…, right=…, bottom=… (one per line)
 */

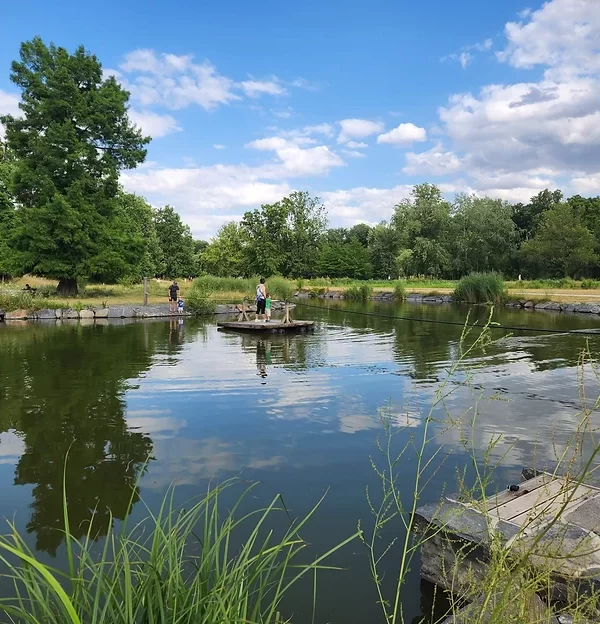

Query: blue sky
left=1, top=0, right=599, bottom=239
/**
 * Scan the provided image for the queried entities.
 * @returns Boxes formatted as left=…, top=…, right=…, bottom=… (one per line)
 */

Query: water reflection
left=0, top=320, right=202, bottom=554
left=1, top=304, right=600, bottom=622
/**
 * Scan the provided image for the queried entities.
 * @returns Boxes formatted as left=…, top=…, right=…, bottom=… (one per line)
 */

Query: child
left=177, top=298, right=184, bottom=314
left=265, top=293, right=272, bottom=322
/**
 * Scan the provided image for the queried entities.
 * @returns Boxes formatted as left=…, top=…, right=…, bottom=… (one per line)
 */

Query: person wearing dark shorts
left=255, top=277, right=266, bottom=320
left=168, top=281, right=179, bottom=314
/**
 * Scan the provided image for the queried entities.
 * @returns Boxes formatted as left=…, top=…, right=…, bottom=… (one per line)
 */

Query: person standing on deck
left=168, top=281, right=180, bottom=314
left=256, top=278, right=267, bottom=321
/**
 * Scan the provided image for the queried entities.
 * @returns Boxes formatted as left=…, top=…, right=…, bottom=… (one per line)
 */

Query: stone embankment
left=0, top=301, right=293, bottom=322
left=296, top=290, right=600, bottom=316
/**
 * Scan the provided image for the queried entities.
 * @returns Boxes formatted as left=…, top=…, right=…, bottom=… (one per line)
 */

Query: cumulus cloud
left=213, top=144, right=226, bottom=149
left=128, top=109, right=181, bottom=138
left=403, top=143, right=463, bottom=175
left=377, top=122, right=427, bottom=146
left=433, top=0, right=600, bottom=195
left=320, top=185, right=413, bottom=227
left=346, top=141, right=368, bottom=149
left=337, top=118, right=384, bottom=144
left=112, top=49, right=293, bottom=112
left=246, top=136, right=345, bottom=177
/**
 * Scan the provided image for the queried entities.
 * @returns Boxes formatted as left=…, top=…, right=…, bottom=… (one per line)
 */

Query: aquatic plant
left=0, top=474, right=357, bottom=624
left=344, top=284, right=373, bottom=301
left=393, top=282, right=406, bottom=301
left=453, top=272, right=506, bottom=304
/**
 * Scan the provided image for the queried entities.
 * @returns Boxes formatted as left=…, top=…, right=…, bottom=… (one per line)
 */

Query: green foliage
left=368, top=224, right=399, bottom=279
left=344, top=283, right=373, bottom=300
left=0, top=476, right=357, bottom=624
left=451, top=194, right=517, bottom=275
left=192, top=274, right=255, bottom=298
left=267, top=275, right=294, bottom=300
left=153, top=205, right=195, bottom=278
left=317, top=238, right=372, bottom=279
left=200, top=222, right=247, bottom=277
left=0, top=291, right=62, bottom=311
left=241, top=191, right=327, bottom=277
left=0, top=142, right=17, bottom=277
left=453, top=272, right=506, bottom=303
left=393, top=282, right=406, bottom=301
left=186, top=281, right=216, bottom=315
left=520, top=204, right=597, bottom=277
left=1, top=37, right=149, bottom=293
left=392, top=183, right=452, bottom=276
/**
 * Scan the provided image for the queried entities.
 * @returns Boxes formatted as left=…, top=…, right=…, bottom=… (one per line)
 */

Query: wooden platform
left=415, top=468, right=600, bottom=618
left=217, top=320, right=314, bottom=333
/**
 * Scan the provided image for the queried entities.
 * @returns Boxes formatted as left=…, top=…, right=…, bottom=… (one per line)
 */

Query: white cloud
left=213, top=144, right=226, bottom=149
left=320, top=185, right=413, bottom=227
left=346, top=141, right=368, bottom=149
left=121, top=163, right=292, bottom=239
left=247, top=136, right=345, bottom=177
left=341, top=149, right=367, bottom=158
left=337, top=118, right=384, bottom=144
left=240, top=78, right=287, bottom=98
left=498, top=0, right=600, bottom=74
left=571, top=172, right=600, bottom=194
left=115, top=49, right=292, bottom=112
left=0, top=89, right=21, bottom=139
left=459, top=52, right=473, bottom=69
left=403, top=143, right=463, bottom=175
left=128, top=109, right=181, bottom=138
left=432, top=0, right=600, bottom=196
left=290, top=77, right=320, bottom=91
left=377, top=122, right=427, bottom=146
left=272, top=107, right=294, bottom=118
left=442, top=38, right=493, bottom=68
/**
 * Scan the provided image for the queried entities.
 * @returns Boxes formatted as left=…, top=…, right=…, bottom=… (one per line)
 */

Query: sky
left=1, top=0, right=599, bottom=240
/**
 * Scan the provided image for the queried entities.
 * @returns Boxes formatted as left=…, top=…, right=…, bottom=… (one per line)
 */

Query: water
left=1, top=301, right=600, bottom=622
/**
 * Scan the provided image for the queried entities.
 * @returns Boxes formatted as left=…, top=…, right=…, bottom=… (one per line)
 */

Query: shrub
left=344, top=283, right=373, bottom=301
left=267, top=276, right=294, bottom=300
left=186, top=281, right=216, bottom=315
left=393, top=282, right=406, bottom=301
left=453, top=272, right=506, bottom=303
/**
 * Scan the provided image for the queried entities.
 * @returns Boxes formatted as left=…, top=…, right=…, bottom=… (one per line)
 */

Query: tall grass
left=0, top=292, right=63, bottom=312
left=344, top=284, right=373, bottom=301
left=393, top=282, right=406, bottom=301
left=0, top=474, right=358, bottom=624
left=186, top=280, right=216, bottom=315
left=453, top=272, right=506, bottom=304
left=267, top=276, right=295, bottom=301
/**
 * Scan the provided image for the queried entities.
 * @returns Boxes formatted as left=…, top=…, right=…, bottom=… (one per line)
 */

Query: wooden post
left=143, top=277, right=148, bottom=306
left=241, top=300, right=250, bottom=321
left=283, top=300, right=290, bottom=324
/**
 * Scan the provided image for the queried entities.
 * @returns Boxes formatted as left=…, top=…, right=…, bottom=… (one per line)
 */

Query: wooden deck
left=217, top=320, right=314, bottom=333
left=416, top=469, right=600, bottom=617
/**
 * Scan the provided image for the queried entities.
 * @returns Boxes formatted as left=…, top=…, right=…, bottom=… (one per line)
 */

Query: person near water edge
left=168, top=281, right=180, bottom=314
left=265, top=292, right=272, bottom=322
left=256, top=278, right=266, bottom=321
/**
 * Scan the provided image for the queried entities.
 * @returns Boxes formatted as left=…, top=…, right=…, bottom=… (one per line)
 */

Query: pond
left=1, top=300, right=600, bottom=623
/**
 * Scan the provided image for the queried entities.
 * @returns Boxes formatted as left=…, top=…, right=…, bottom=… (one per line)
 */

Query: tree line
left=1, top=37, right=600, bottom=293
left=200, top=185, right=600, bottom=281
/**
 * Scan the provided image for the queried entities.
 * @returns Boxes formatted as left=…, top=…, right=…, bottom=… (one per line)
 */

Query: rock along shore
left=0, top=301, right=294, bottom=322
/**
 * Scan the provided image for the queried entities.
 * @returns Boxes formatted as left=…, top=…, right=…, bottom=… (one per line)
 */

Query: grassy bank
left=5, top=275, right=600, bottom=310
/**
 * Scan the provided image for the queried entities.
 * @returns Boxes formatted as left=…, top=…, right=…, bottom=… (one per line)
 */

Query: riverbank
left=0, top=301, right=294, bottom=321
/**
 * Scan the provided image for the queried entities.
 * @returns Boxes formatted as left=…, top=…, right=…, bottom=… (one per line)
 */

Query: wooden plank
left=486, top=474, right=554, bottom=511
left=509, top=484, right=598, bottom=526
left=494, top=479, right=567, bottom=522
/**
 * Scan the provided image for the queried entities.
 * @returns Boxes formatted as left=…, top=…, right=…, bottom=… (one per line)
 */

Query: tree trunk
left=57, top=278, right=78, bottom=297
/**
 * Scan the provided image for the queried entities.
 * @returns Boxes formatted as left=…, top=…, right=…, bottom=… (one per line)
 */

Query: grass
left=344, top=283, right=373, bottom=301
left=453, top=273, right=506, bottom=304
left=0, top=467, right=358, bottom=624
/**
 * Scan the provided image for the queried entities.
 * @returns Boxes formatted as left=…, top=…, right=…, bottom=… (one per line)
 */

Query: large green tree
left=1, top=37, right=149, bottom=294
left=153, top=205, right=195, bottom=278
left=200, top=222, right=247, bottom=277
left=241, top=191, right=327, bottom=277
left=512, top=189, right=563, bottom=242
left=368, top=223, right=400, bottom=279
left=0, top=141, right=17, bottom=277
left=450, top=195, right=517, bottom=276
left=520, top=203, right=597, bottom=277
left=392, top=184, right=452, bottom=276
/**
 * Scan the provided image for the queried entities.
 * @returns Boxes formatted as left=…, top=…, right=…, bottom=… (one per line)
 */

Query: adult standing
left=168, top=280, right=180, bottom=314
left=256, top=277, right=266, bottom=320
